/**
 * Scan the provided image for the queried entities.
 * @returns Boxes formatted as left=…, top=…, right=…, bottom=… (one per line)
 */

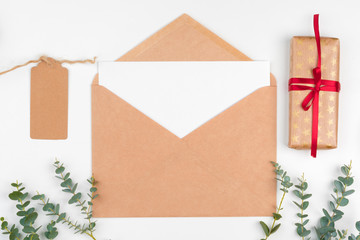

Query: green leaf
left=356, top=221, right=360, bottom=232
left=43, top=203, right=55, bottom=211
left=45, top=231, right=58, bottom=239
left=68, top=193, right=82, bottom=204
left=338, top=197, right=349, bottom=206
left=302, top=182, right=308, bottom=191
left=320, top=216, right=330, bottom=227
left=270, top=223, right=281, bottom=234
left=341, top=166, right=348, bottom=175
left=72, top=183, right=78, bottom=193
left=260, top=221, right=270, bottom=236
left=347, top=177, right=354, bottom=186
left=55, top=204, right=60, bottom=214
left=23, top=226, right=35, bottom=233
left=55, top=166, right=65, bottom=174
left=343, top=190, right=355, bottom=197
left=57, top=213, right=66, bottom=223
left=24, top=212, right=38, bottom=225
left=64, top=173, right=70, bottom=180
left=22, top=201, right=30, bottom=208
left=293, top=190, right=302, bottom=198
left=293, top=201, right=302, bottom=209
left=61, top=179, right=72, bottom=188
left=323, top=209, right=332, bottom=221
left=16, top=211, right=27, bottom=217
left=329, top=201, right=335, bottom=211
left=90, top=187, right=97, bottom=193
left=1, top=221, right=8, bottom=230
left=9, top=191, right=23, bottom=201
left=297, top=213, right=308, bottom=218
left=318, top=226, right=336, bottom=235
left=302, top=201, right=309, bottom=210
left=301, top=194, right=312, bottom=200
left=273, top=213, right=282, bottom=220
left=334, top=180, right=344, bottom=192
left=303, top=219, right=309, bottom=226
left=31, top=194, right=44, bottom=200
left=332, top=214, right=342, bottom=222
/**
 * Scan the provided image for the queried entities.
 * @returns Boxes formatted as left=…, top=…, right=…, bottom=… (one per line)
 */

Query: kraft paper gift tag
left=30, top=58, right=68, bottom=139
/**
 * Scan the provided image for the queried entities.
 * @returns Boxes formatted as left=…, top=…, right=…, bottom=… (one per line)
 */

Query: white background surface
left=0, top=0, right=360, bottom=239
left=99, top=61, right=269, bottom=138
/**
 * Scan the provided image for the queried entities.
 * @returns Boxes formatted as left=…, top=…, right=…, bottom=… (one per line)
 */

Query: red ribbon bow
left=288, top=14, right=341, bottom=158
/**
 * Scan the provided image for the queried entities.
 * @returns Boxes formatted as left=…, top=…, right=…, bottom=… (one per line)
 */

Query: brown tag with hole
left=30, top=58, right=68, bottom=139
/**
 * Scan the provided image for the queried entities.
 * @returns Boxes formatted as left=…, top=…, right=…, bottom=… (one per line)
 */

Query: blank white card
left=98, top=61, right=270, bottom=138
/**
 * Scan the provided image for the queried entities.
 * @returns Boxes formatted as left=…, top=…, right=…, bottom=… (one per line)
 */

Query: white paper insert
left=98, top=61, right=270, bottom=138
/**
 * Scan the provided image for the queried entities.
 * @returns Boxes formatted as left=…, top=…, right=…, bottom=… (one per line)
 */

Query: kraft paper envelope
left=92, top=14, right=277, bottom=217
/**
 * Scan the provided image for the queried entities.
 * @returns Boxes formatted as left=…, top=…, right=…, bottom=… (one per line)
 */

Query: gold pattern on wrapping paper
left=292, top=135, right=300, bottom=143
left=303, top=129, right=311, bottom=136
left=319, top=101, right=323, bottom=107
left=331, top=71, right=336, bottom=78
left=297, top=39, right=304, bottom=45
left=319, top=112, right=324, bottom=119
left=318, top=136, right=322, bottom=144
left=327, top=130, right=334, bottom=139
left=297, top=51, right=303, bottom=56
left=308, top=57, right=315, bottom=64
left=332, top=58, right=337, bottom=66
left=332, top=46, right=337, bottom=52
left=309, top=45, right=314, bottom=51
left=293, top=123, right=299, bottom=129
left=304, top=116, right=310, bottom=123
left=329, top=95, right=335, bottom=102
left=296, top=63, right=303, bottom=69
left=321, top=64, right=327, bottom=70
left=327, top=106, right=335, bottom=114
left=318, top=125, right=322, bottom=131
left=294, top=110, right=300, bottom=117
left=328, top=119, right=334, bottom=126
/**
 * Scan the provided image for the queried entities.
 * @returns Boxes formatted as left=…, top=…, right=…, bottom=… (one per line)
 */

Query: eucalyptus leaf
left=260, top=221, right=269, bottom=236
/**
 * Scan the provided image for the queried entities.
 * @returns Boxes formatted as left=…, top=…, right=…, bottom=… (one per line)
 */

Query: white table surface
left=1, top=0, right=360, bottom=239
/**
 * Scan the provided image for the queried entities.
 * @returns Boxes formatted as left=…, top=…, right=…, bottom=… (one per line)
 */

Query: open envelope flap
left=92, top=85, right=276, bottom=217
left=92, top=14, right=276, bottom=86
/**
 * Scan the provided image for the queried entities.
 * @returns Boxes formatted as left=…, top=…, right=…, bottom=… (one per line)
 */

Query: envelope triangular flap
left=92, top=14, right=277, bottom=217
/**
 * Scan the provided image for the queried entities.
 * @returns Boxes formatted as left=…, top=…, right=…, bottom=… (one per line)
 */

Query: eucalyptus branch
left=348, top=222, right=360, bottom=240
left=0, top=217, right=21, bottom=240
left=293, top=173, right=312, bottom=240
left=259, top=161, right=293, bottom=240
left=32, top=193, right=93, bottom=238
left=316, top=161, right=354, bottom=240
left=53, top=160, right=97, bottom=239
left=9, top=181, right=41, bottom=240
left=0, top=159, right=99, bottom=240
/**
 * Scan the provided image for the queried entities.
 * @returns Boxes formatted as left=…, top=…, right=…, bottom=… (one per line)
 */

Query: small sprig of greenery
left=348, top=222, right=360, bottom=240
left=259, top=161, right=293, bottom=240
left=53, top=160, right=97, bottom=237
left=293, top=174, right=312, bottom=240
left=0, top=160, right=98, bottom=240
left=315, top=161, right=354, bottom=240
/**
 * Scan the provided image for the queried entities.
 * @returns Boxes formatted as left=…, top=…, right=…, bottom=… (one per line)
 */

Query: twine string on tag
left=0, top=56, right=97, bottom=76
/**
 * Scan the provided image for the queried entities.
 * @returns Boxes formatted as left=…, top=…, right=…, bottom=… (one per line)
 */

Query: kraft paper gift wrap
left=289, top=36, right=340, bottom=149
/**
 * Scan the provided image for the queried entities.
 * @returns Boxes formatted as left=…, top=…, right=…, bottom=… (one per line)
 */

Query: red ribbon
left=288, top=14, right=341, bottom=158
